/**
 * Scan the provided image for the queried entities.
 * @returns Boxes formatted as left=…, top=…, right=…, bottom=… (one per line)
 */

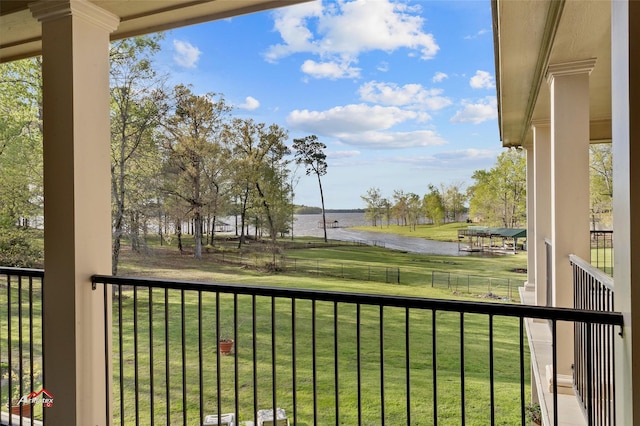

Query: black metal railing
left=571, top=255, right=616, bottom=426
left=0, top=267, right=44, bottom=425
left=92, top=274, right=624, bottom=426
left=590, top=230, right=613, bottom=276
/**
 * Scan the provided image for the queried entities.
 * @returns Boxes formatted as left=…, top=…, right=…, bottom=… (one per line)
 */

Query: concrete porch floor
left=520, top=287, right=587, bottom=426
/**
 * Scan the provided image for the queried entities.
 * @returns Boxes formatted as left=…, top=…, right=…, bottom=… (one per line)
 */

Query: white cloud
left=263, top=1, right=323, bottom=62
left=469, top=70, right=495, bottom=89
left=395, top=148, right=496, bottom=167
left=358, top=81, right=452, bottom=110
left=173, top=40, right=201, bottom=68
left=464, top=28, right=489, bottom=40
left=377, top=61, right=390, bottom=72
left=328, top=150, right=360, bottom=159
left=450, top=97, right=498, bottom=124
left=238, top=96, right=260, bottom=110
left=433, top=148, right=496, bottom=162
left=287, top=103, right=418, bottom=134
left=265, top=0, right=439, bottom=79
left=432, top=72, right=448, bottom=83
left=286, top=103, right=446, bottom=149
left=337, top=130, right=446, bottom=149
left=301, top=59, right=361, bottom=79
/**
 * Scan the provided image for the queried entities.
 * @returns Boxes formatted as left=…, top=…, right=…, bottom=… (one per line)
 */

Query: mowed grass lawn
left=353, top=222, right=471, bottom=242
left=110, top=232, right=530, bottom=425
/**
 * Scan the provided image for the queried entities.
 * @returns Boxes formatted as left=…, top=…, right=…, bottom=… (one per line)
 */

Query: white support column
left=524, top=140, right=535, bottom=292
left=531, top=121, right=551, bottom=308
left=29, top=1, right=118, bottom=424
left=612, top=1, right=640, bottom=424
left=547, top=59, right=594, bottom=381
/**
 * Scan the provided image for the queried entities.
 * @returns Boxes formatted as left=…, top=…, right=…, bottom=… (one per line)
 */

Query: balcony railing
left=590, top=231, right=613, bottom=276
left=92, top=274, right=624, bottom=426
left=571, top=255, right=616, bottom=426
left=0, top=267, right=44, bottom=425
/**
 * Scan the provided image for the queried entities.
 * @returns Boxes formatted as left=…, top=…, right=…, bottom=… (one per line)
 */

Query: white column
left=29, top=1, right=118, bottom=424
left=547, top=59, right=594, bottom=380
left=531, top=121, right=551, bottom=307
left=612, top=1, right=640, bottom=424
left=524, top=140, right=535, bottom=292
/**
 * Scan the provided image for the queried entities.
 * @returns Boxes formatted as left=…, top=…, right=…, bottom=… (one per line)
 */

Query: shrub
left=0, top=229, right=42, bottom=267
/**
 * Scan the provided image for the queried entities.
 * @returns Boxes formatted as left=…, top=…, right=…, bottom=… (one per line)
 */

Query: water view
left=290, top=212, right=468, bottom=256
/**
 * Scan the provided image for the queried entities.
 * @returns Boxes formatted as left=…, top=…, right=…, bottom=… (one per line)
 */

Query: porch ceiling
left=0, top=0, right=309, bottom=62
left=493, top=0, right=612, bottom=148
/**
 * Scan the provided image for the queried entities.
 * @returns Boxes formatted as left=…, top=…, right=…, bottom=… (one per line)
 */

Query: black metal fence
left=0, top=267, right=44, bottom=425
left=209, top=252, right=524, bottom=289
left=571, top=255, right=617, bottom=426
left=283, top=258, right=400, bottom=284
left=92, top=274, right=624, bottom=426
left=430, top=271, right=516, bottom=300
left=590, top=230, right=613, bottom=276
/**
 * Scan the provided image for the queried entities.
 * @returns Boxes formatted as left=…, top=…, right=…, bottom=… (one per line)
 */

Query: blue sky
left=154, top=0, right=500, bottom=209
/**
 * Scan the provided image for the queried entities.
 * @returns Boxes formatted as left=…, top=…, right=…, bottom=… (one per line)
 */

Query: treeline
left=361, top=145, right=612, bottom=230
left=0, top=35, right=613, bottom=270
left=360, top=183, right=468, bottom=229
left=295, top=206, right=364, bottom=214
left=0, top=35, right=324, bottom=272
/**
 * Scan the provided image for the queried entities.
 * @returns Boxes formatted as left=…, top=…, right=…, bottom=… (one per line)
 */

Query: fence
left=430, top=271, right=516, bottom=300
left=590, top=230, right=613, bottom=276
left=207, top=246, right=524, bottom=290
left=0, top=267, right=45, bottom=425
left=91, top=274, right=624, bottom=426
left=571, top=254, right=616, bottom=426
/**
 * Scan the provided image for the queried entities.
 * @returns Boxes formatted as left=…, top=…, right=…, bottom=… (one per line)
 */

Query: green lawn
left=112, top=287, right=530, bottom=425
left=110, top=238, right=530, bottom=425
left=352, top=222, right=470, bottom=242
left=1, top=233, right=530, bottom=425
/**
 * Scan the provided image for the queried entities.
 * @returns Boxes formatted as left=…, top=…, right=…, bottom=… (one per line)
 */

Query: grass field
left=352, top=222, right=470, bottom=242
left=108, top=230, right=530, bottom=425
left=111, top=285, right=530, bottom=425
left=1, top=224, right=531, bottom=424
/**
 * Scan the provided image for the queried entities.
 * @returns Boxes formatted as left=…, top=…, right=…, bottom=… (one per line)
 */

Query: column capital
left=546, top=58, right=597, bottom=85
left=531, top=119, right=551, bottom=129
left=30, top=0, right=119, bottom=32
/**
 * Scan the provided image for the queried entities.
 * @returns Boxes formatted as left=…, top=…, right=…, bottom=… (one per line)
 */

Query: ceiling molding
left=516, top=0, right=565, bottom=147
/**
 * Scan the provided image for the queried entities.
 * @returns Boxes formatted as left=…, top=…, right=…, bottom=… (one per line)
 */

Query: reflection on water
left=290, top=213, right=469, bottom=256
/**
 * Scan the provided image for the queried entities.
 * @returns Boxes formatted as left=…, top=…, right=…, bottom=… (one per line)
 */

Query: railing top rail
left=0, top=266, right=45, bottom=278
left=92, top=274, right=624, bottom=327
left=569, top=254, right=615, bottom=291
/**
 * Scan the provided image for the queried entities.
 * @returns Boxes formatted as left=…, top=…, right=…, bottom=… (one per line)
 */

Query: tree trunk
left=176, top=220, right=183, bottom=254
left=238, top=188, right=249, bottom=249
left=317, top=174, right=328, bottom=243
left=194, top=210, right=202, bottom=259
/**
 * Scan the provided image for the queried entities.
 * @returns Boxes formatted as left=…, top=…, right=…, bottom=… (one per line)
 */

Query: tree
left=444, top=182, right=467, bottom=222
left=468, top=148, right=526, bottom=227
left=589, top=143, right=613, bottom=229
left=423, top=185, right=445, bottom=225
left=226, top=118, right=290, bottom=251
left=0, top=57, right=43, bottom=229
left=407, top=193, right=421, bottom=230
left=110, top=35, right=165, bottom=274
left=392, top=190, right=409, bottom=226
left=161, top=84, right=231, bottom=259
left=361, top=187, right=383, bottom=226
left=292, top=135, right=329, bottom=242
left=0, top=58, right=44, bottom=267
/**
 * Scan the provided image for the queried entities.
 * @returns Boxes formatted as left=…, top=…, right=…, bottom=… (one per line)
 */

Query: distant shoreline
left=295, top=207, right=364, bottom=214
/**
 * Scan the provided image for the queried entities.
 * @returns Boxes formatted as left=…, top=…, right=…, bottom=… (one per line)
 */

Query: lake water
left=289, top=213, right=468, bottom=256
